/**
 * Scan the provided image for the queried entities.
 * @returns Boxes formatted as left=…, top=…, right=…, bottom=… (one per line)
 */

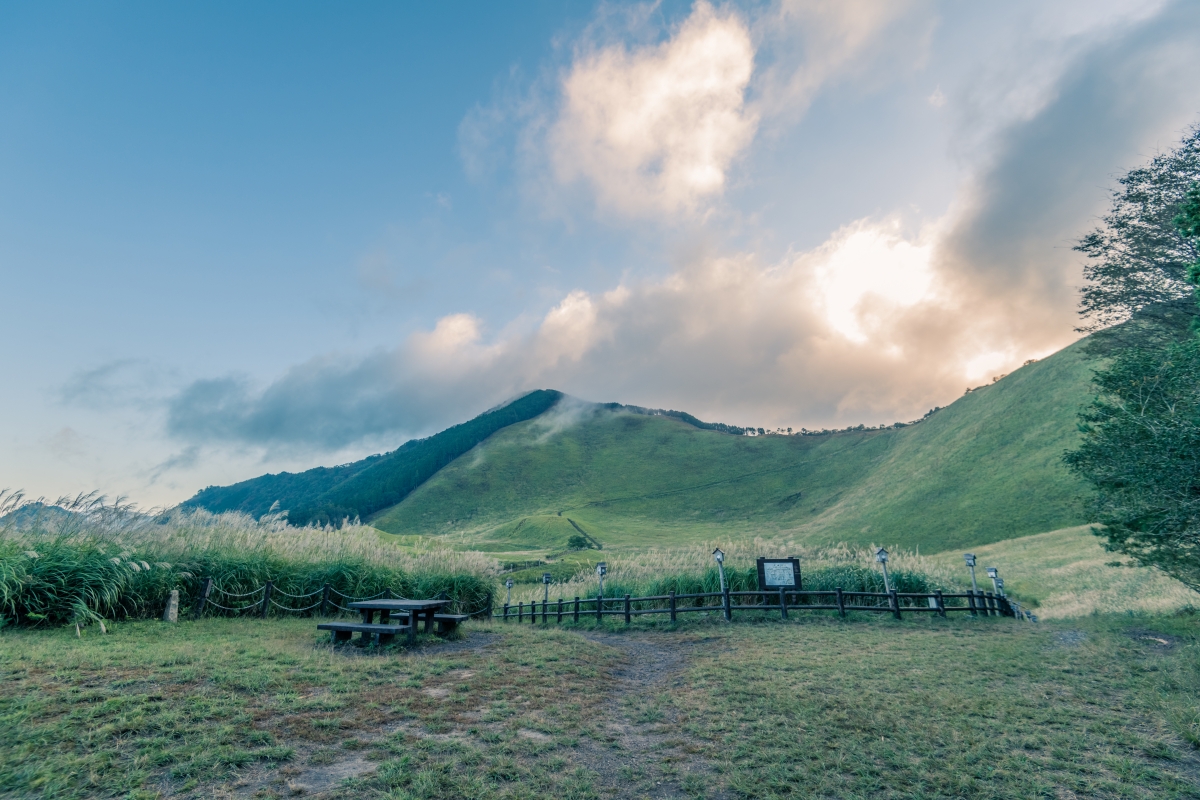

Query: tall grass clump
left=505, top=538, right=958, bottom=606
left=0, top=491, right=497, bottom=629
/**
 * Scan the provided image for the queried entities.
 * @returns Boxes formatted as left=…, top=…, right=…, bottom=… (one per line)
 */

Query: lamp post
left=542, top=572, right=552, bottom=606
left=986, top=566, right=1001, bottom=596
left=712, top=548, right=726, bottom=593
left=596, top=562, right=607, bottom=597
left=875, top=547, right=891, bottom=593
left=505, top=578, right=513, bottom=606
left=964, top=553, right=979, bottom=593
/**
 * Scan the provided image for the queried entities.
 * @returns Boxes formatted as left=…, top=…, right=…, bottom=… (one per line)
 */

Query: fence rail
left=495, top=586, right=1029, bottom=624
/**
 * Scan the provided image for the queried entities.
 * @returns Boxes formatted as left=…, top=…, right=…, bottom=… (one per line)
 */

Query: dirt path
left=571, top=631, right=728, bottom=800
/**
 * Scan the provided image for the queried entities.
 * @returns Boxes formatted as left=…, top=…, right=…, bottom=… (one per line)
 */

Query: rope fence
left=190, top=578, right=494, bottom=619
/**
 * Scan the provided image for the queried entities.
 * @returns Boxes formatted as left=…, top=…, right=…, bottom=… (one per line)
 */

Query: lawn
left=1, top=611, right=1198, bottom=799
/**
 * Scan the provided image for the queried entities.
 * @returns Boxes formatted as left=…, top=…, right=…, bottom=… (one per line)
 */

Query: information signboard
left=756, top=557, right=802, bottom=590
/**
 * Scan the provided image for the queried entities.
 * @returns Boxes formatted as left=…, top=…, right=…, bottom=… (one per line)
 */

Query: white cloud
left=549, top=1, right=758, bottom=216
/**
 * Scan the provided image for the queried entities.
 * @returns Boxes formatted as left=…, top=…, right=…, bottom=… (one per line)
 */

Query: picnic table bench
left=319, top=598, right=458, bottom=646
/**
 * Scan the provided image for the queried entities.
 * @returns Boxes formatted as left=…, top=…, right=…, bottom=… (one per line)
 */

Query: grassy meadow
left=2, top=612, right=1198, bottom=799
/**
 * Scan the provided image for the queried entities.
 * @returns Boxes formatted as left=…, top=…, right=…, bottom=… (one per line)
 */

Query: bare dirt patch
left=571, top=631, right=730, bottom=799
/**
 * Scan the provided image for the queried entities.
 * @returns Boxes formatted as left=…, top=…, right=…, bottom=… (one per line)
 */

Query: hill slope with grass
left=182, top=390, right=563, bottom=525
left=371, top=339, right=1098, bottom=553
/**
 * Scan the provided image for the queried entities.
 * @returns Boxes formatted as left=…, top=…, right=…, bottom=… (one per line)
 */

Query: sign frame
left=756, top=557, right=802, bottom=591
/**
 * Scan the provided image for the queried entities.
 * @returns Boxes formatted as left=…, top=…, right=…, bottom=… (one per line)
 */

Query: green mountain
left=186, top=338, right=1098, bottom=554
left=370, top=340, right=1096, bottom=554
left=181, top=390, right=564, bottom=525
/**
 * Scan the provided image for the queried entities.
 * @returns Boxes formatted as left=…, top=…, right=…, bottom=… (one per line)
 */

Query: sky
left=3, top=0, right=1200, bottom=507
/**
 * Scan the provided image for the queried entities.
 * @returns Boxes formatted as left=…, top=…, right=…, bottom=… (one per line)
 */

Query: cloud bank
left=166, top=0, right=1200, bottom=459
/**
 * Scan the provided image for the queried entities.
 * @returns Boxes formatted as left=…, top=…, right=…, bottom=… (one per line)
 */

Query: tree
left=1076, top=126, right=1200, bottom=350
left=1065, top=163, right=1200, bottom=592
left=1065, top=340, right=1200, bottom=591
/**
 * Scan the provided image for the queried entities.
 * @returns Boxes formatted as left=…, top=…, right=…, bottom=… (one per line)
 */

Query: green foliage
left=0, top=501, right=495, bottom=628
left=1065, top=340, right=1200, bottom=592
left=183, top=389, right=564, bottom=525
left=1076, top=125, right=1200, bottom=345
left=375, top=341, right=1095, bottom=553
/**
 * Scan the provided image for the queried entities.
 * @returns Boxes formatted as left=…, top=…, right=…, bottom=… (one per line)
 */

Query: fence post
left=624, top=594, right=631, bottom=625
left=162, top=590, right=179, bottom=623
left=532, top=600, right=538, bottom=624
left=935, top=590, right=946, bottom=618
left=519, top=602, right=524, bottom=623
left=967, top=590, right=978, bottom=616
left=596, top=594, right=603, bottom=623
left=320, top=584, right=331, bottom=617
left=503, top=603, right=510, bottom=621
left=574, top=596, right=580, bottom=623
left=193, top=577, right=214, bottom=617
left=986, top=592, right=997, bottom=616
left=557, top=598, right=563, bottom=624
left=384, top=587, right=393, bottom=600
left=261, top=581, right=274, bottom=619
left=542, top=599, right=548, bottom=625
left=778, top=587, right=788, bottom=620
left=836, top=587, right=845, bottom=618
left=723, top=586, right=731, bottom=621
left=889, top=589, right=901, bottom=620
left=669, top=590, right=677, bottom=623
left=485, top=592, right=493, bottom=620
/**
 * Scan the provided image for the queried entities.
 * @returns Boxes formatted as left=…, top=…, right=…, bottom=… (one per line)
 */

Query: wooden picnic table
left=347, top=599, right=450, bottom=634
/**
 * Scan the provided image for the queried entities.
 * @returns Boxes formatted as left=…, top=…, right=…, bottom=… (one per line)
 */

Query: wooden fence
left=496, top=587, right=1028, bottom=624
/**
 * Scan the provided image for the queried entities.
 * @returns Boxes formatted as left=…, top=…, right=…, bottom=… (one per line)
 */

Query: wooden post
left=778, top=587, right=788, bottom=620
left=836, top=587, right=845, bottom=618
left=669, top=590, right=677, bottom=623
left=723, top=586, right=731, bottom=621
left=985, top=592, right=997, bottom=616
left=485, top=592, right=493, bottom=620
left=889, top=589, right=901, bottom=620
left=384, top=587, right=393, bottom=600
left=261, top=581, right=273, bottom=619
left=320, top=584, right=331, bottom=617
left=193, top=577, right=214, bottom=617
left=967, top=590, right=978, bottom=616
left=557, top=598, right=563, bottom=624
left=542, top=599, right=548, bottom=624
left=934, top=590, right=946, bottom=618
left=532, top=600, right=538, bottom=624
left=624, top=594, right=631, bottom=625
left=574, top=596, right=580, bottom=623
left=503, top=603, right=510, bottom=621
left=518, top=602, right=524, bottom=623
left=162, top=590, right=179, bottom=623
left=596, top=594, right=603, bottom=623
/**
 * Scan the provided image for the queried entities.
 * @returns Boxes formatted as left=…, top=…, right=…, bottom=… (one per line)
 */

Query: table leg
left=380, top=610, right=391, bottom=625
left=360, top=609, right=374, bottom=624
left=424, top=609, right=435, bottom=633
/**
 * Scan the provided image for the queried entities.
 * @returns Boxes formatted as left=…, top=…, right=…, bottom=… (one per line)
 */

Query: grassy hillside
left=183, top=390, right=562, bottom=525
left=372, top=339, right=1097, bottom=553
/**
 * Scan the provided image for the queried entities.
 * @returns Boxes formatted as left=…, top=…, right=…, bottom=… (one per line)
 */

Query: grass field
left=371, top=340, right=1096, bottom=555
left=3, top=611, right=1198, bottom=798
left=930, top=526, right=1200, bottom=619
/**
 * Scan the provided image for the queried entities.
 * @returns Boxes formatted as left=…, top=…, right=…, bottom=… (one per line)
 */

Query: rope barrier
left=212, top=586, right=265, bottom=598
left=269, top=598, right=323, bottom=612
left=271, top=587, right=322, bottom=599
left=329, top=589, right=389, bottom=601
left=205, top=600, right=262, bottom=613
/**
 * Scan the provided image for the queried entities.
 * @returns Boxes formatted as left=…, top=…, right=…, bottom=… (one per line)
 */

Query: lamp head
left=543, top=572, right=553, bottom=585
left=964, top=553, right=976, bottom=567
left=505, top=579, right=513, bottom=589
left=875, top=547, right=889, bottom=564
left=986, top=567, right=998, bottom=579
left=712, top=548, right=725, bottom=564
left=596, top=562, right=607, bottom=577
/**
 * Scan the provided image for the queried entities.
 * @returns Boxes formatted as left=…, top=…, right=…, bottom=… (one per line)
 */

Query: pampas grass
left=0, top=491, right=497, bottom=628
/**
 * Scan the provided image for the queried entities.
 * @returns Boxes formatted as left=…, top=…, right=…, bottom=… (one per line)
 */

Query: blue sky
left=3, top=0, right=1200, bottom=506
